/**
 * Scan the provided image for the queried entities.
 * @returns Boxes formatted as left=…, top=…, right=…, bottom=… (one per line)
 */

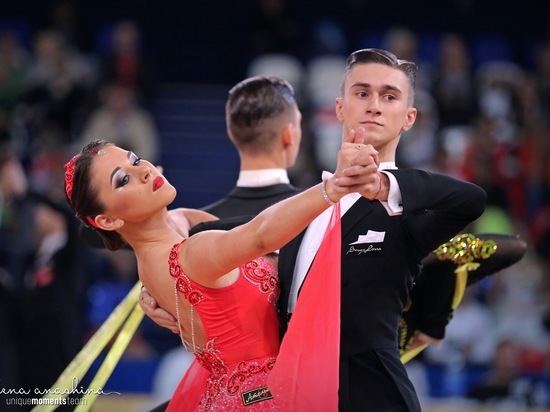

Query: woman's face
left=91, top=145, right=176, bottom=224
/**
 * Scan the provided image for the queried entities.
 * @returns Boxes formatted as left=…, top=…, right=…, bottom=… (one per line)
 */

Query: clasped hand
left=332, top=127, right=383, bottom=200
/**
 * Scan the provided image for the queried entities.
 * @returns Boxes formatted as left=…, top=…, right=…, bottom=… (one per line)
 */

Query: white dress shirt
left=287, top=162, right=402, bottom=313
left=236, top=169, right=290, bottom=187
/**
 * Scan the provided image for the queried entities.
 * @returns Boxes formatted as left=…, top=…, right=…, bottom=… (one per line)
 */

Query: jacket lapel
left=341, top=197, right=375, bottom=239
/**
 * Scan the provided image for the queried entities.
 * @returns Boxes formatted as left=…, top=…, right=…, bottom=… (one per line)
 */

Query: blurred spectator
left=534, top=44, right=550, bottom=118
left=396, top=90, right=439, bottom=170
left=467, top=338, right=549, bottom=407
left=475, top=61, right=524, bottom=144
left=380, top=26, right=434, bottom=91
left=457, top=115, right=514, bottom=215
left=430, top=33, right=479, bottom=129
left=517, top=122, right=549, bottom=223
left=381, top=26, right=418, bottom=62
left=0, top=30, right=31, bottom=150
left=78, top=82, right=159, bottom=164
left=0, top=156, right=86, bottom=411
left=98, top=20, right=158, bottom=109
left=485, top=250, right=550, bottom=349
left=517, top=73, right=546, bottom=129
left=246, top=0, right=304, bottom=58
left=531, top=205, right=550, bottom=260
left=303, top=54, right=346, bottom=174
left=306, top=19, right=348, bottom=59
left=37, top=0, right=93, bottom=54
left=20, top=29, right=96, bottom=151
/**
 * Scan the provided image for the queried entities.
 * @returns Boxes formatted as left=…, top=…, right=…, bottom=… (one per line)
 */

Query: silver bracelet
left=321, top=179, right=336, bottom=205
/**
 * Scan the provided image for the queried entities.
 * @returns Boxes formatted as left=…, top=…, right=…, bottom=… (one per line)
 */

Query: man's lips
left=361, top=120, right=382, bottom=126
left=153, top=176, right=164, bottom=191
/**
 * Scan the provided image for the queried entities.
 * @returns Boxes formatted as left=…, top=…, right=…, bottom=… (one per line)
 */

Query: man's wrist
left=369, top=172, right=383, bottom=200
left=375, top=172, right=389, bottom=201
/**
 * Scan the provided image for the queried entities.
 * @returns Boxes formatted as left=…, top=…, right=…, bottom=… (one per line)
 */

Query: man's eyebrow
left=350, top=82, right=403, bottom=94
left=382, top=84, right=403, bottom=94
left=350, top=81, right=371, bottom=89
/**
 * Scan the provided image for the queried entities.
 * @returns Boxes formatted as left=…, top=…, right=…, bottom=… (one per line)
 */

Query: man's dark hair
left=341, top=48, right=418, bottom=104
left=226, top=76, right=297, bottom=153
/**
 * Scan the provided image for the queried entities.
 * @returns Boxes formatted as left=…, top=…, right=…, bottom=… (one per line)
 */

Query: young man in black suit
left=276, top=48, right=487, bottom=411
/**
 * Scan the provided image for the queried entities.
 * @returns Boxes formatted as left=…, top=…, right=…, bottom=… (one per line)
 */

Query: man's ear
left=335, top=97, right=344, bottom=122
left=95, top=214, right=124, bottom=231
left=402, top=107, right=417, bottom=132
left=281, top=123, right=294, bottom=147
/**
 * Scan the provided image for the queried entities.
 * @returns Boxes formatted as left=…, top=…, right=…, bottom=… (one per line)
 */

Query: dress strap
left=170, top=239, right=202, bottom=353
left=174, top=278, right=198, bottom=353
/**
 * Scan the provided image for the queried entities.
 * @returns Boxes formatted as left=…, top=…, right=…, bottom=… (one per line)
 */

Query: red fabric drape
left=268, top=203, right=341, bottom=411
left=166, top=358, right=208, bottom=411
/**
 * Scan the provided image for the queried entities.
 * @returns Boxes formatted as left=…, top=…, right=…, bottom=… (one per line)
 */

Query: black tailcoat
left=278, top=169, right=487, bottom=412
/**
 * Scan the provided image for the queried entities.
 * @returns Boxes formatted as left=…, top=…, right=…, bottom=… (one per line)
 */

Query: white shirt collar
left=236, top=169, right=290, bottom=187
left=379, top=161, right=397, bottom=170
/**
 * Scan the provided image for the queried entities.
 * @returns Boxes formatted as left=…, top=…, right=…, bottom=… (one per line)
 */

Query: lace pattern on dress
left=242, top=259, right=279, bottom=304
left=169, top=241, right=203, bottom=305
left=170, top=240, right=204, bottom=352
left=195, top=343, right=276, bottom=410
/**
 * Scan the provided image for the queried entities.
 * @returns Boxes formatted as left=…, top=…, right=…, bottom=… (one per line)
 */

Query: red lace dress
left=166, top=240, right=282, bottom=411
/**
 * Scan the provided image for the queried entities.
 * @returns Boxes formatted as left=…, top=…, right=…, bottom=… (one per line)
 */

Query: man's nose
left=366, top=96, right=381, bottom=113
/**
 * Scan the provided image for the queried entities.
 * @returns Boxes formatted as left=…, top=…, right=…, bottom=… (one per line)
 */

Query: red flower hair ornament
left=64, top=150, right=105, bottom=229
left=64, top=154, right=79, bottom=201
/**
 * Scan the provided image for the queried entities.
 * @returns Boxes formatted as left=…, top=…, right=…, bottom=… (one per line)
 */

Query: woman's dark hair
left=64, top=139, right=127, bottom=251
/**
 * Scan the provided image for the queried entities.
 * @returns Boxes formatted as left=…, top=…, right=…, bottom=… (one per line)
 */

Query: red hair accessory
left=86, top=216, right=98, bottom=228
left=64, top=154, right=80, bottom=200
left=64, top=150, right=102, bottom=229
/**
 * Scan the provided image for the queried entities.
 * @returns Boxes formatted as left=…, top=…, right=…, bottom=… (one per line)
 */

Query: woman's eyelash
left=117, top=174, right=130, bottom=188
left=115, top=156, right=143, bottom=188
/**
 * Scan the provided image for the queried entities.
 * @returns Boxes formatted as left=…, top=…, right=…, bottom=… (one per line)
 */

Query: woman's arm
left=183, top=140, right=381, bottom=284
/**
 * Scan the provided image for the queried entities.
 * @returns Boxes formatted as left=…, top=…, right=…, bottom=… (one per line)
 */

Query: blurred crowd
left=0, top=0, right=550, bottom=409
left=0, top=2, right=161, bottom=409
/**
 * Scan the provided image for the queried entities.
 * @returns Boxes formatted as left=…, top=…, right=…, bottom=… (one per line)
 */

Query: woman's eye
left=117, top=174, right=130, bottom=188
left=133, top=157, right=142, bottom=166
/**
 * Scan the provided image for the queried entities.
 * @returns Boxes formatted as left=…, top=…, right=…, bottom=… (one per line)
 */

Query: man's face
left=336, top=62, right=417, bottom=159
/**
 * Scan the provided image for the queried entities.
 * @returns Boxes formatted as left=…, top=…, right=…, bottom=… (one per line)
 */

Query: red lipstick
left=153, top=176, right=164, bottom=191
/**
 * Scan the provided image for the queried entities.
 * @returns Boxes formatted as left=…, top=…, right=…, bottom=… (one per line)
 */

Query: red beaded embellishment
left=63, top=154, right=80, bottom=200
